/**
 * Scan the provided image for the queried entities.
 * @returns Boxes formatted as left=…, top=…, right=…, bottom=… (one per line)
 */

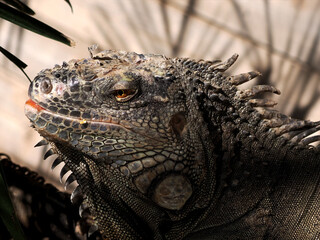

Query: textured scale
left=25, top=49, right=320, bottom=239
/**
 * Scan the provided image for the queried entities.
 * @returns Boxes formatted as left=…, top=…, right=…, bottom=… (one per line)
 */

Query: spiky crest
left=175, top=54, right=320, bottom=150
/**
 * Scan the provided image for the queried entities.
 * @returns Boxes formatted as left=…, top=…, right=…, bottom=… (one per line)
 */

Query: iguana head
left=25, top=50, right=213, bottom=218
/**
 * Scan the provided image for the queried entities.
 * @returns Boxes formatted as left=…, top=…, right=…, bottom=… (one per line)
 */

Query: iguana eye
left=40, top=78, right=53, bottom=94
left=113, top=89, right=137, bottom=102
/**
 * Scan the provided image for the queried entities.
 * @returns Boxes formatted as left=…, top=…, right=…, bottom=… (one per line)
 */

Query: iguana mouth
left=25, top=98, right=128, bottom=125
left=26, top=98, right=166, bottom=148
left=25, top=99, right=45, bottom=111
left=25, top=98, right=133, bottom=135
left=25, top=98, right=139, bottom=158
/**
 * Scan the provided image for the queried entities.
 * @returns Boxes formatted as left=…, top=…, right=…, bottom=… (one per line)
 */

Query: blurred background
left=0, top=0, right=319, bottom=188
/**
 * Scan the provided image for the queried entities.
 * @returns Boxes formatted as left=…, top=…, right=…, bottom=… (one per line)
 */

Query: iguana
left=23, top=49, right=320, bottom=239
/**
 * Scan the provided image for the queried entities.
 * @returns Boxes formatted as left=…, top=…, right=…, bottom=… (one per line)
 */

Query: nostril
left=40, top=78, right=53, bottom=94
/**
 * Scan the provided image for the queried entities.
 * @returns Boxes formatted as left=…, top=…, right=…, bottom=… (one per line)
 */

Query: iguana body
left=24, top=50, right=320, bottom=239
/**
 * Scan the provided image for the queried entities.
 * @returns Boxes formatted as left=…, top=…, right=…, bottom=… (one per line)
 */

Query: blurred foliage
left=0, top=46, right=30, bottom=81
left=0, top=154, right=25, bottom=240
left=0, top=0, right=74, bottom=79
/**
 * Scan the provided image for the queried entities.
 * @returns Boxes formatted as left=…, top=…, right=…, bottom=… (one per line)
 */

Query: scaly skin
left=25, top=50, right=320, bottom=239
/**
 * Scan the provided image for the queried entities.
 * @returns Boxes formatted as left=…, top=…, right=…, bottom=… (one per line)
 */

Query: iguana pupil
left=116, top=89, right=126, bottom=97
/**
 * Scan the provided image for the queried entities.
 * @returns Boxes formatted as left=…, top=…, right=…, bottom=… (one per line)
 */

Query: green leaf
left=0, top=155, right=26, bottom=240
left=0, top=46, right=31, bottom=82
left=3, top=0, right=35, bottom=15
left=64, top=0, right=73, bottom=13
left=0, top=2, right=75, bottom=46
left=0, top=46, right=27, bottom=69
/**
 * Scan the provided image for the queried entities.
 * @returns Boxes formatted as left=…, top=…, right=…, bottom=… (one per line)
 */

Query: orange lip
left=25, top=99, right=44, bottom=111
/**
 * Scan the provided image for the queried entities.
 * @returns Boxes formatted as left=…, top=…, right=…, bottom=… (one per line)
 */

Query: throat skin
left=51, top=142, right=163, bottom=239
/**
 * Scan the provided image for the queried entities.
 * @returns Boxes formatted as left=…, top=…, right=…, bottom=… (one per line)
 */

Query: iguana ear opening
left=170, top=112, right=187, bottom=138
